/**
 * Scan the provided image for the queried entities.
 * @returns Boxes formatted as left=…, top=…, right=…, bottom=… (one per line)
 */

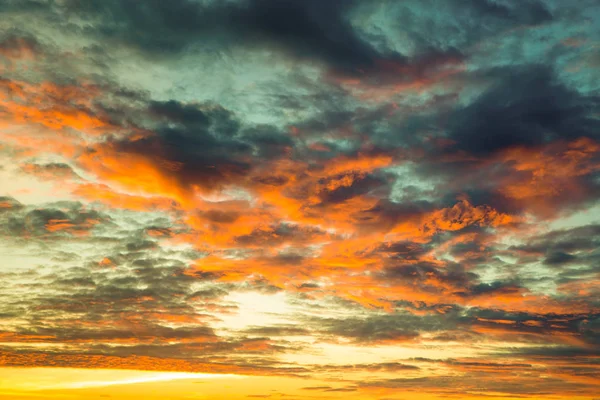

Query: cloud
left=0, top=201, right=109, bottom=237
left=1, top=0, right=599, bottom=397
left=440, top=65, right=600, bottom=155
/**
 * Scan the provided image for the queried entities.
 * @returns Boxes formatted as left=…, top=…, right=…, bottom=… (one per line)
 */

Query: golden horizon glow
left=0, top=368, right=243, bottom=392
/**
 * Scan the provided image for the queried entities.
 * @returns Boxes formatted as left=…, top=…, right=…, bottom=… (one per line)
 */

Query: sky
left=0, top=0, right=599, bottom=399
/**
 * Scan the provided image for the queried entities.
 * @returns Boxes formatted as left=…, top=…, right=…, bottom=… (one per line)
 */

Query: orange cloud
left=0, top=80, right=111, bottom=135
left=76, top=145, right=192, bottom=206
left=496, top=138, right=600, bottom=217
left=389, top=199, right=520, bottom=243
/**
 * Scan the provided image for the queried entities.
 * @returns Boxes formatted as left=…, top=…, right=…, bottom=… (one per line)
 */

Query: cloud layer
left=1, top=0, right=599, bottom=398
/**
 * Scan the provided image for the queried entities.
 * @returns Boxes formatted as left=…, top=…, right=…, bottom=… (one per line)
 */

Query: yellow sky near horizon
left=4, top=367, right=595, bottom=400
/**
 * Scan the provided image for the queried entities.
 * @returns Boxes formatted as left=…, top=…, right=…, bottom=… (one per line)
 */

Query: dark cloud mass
left=445, top=65, right=600, bottom=155
left=1, top=0, right=599, bottom=398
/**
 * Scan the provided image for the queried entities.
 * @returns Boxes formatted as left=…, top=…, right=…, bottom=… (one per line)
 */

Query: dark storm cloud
left=110, top=100, right=252, bottom=189
left=468, top=280, right=523, bottom=296
left=97, top=95, right=306, bottom=193
left=5, top=0, right=368, bottom=70
left=378, top=261, right=513, bottom=299
left=544, top=251, right=577, bottom=266
left=510, top=224, right=600, bottom=275
left=357, top=63, right=600, bottom=168
left=316, top=172, right=388, bottom=205
left=350, top=64, right=600, bottom=222
left=65, top=0, right=421, bottom=76
left=352, top=199, right=433, bottom=233
left=512, top=224, right=600, bottom=255
left=240, top=125, right=295, bottom=159
left=230, top=0, right=374, bottom=73
left=370, top=0, right=553, bottom=53
left=443, top=65, right=600, bottom=155
left=4, top=0, right=548, bottom=78
left=376, top=241, right=430, bottom=258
